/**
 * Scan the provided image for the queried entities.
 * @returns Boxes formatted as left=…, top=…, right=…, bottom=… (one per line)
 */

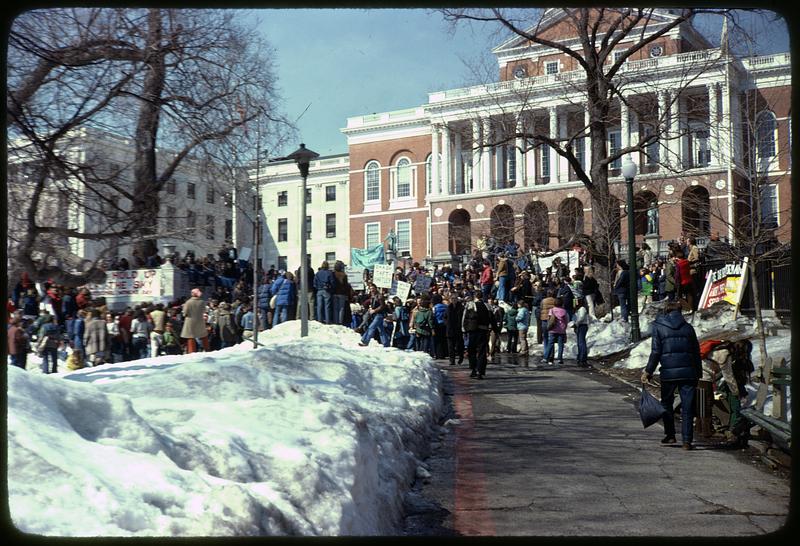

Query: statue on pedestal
left=646, top=201, right=659, bottom=235
left=384, top=228, right=397, bottom=254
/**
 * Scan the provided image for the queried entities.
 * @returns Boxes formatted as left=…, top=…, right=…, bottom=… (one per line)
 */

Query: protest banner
left=698, top=257, right=749, bottom=312
left=350, top=244, right=385, bottom=271
left=535, top=250, right=579, bottom=275
left=372, top=264, right=394, bottom=288
left=395, top=280, right=412, bottom=302
left=413, top=275, right=432, bottom=293
left=86, top=269, right=166, bottom=310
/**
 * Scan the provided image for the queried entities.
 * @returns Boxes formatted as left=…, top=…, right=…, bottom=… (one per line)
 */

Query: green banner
left=350, top=244, right=385, bottom=271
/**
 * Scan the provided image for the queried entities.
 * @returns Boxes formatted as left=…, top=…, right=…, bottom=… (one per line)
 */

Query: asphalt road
left=402, top=354, right=791, bottom=536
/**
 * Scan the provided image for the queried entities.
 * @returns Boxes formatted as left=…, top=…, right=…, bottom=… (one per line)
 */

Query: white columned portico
left=549, top=106, right=559, bottom=183
left=471, top=119, right=482, bottom=192
left=659, top=90, right=670, bottom=169
left=668, top=90, right=681, bottom=169
left=515, top=118, right=525, bottom=186
left=584, top=105, right=592, bottom=174
left=481, top=118, right=492, bottom=191
left=430, top=124, right=440, bottom=196
left=441, top=123, right=451, bottom=196
left=454, top=129, right=463, bottom=193
left=679, top=95, right=689, bottom=169
left=708, top=83, right=719, bottom=165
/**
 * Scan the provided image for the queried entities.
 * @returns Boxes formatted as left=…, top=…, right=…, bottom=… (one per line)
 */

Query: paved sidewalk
left=403, top=356, right=791, bottom=536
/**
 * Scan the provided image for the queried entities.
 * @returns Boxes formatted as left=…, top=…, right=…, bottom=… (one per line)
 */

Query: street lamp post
left=285, top=143, right=319, bottom=338
left=622, top=156, right=641, bottom=343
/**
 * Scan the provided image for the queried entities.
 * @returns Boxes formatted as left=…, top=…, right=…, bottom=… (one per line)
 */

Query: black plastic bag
left=638, top=384, right=667, bottom=428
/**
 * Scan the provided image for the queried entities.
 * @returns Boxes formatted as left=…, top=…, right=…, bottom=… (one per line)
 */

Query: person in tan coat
left=181, top=288, right=209, bottom=353
left=538, top=289, right=557, bottom=360
left=83, top=309, right=109, bottom=366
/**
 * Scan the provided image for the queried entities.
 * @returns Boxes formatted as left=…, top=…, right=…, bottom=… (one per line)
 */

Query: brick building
left=341, top=9, right=791, bottom=266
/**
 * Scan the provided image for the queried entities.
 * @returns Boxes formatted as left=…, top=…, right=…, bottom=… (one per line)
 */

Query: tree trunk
left=131, top=8, right=166, bottom=261
left=747, top=260, right=770, bottom=379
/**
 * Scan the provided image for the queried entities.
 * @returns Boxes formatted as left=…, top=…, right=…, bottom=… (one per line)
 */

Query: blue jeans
left=481, top=284, right=492, bottom=301
left=616, top=291, right=629, bottom=322
left=416, top=334, right=434, bottom=357
left=10, top=353, right=27, bottom=369
left=497, top=276, right=508, bottom=302
left=406, top=332, right=417, bottom=350
left=333, top=294, right=348, bottom=326
left=41, top=347, right=58, bottom=374
left=133, top=336, right=149, bottom=360
left=316, top=290, right=334, bottom=324
left=541, top=320, right=550, bottom=355
left=661, top=380, right=698, bottom=444
left=361, top=313, right=389, bottom=346
left=575, top=324, right=588, bottom=364
left=544, top=332, right=565, bottom=362
left=274, top=305, right=289, bottom=326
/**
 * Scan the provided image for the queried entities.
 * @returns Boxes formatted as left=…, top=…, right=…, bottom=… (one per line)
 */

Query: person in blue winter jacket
left=313, top=261, right=337, bottom=324
left=641, top=301, right=702, bottom=450
left=273, top=272, right=297, bottom=326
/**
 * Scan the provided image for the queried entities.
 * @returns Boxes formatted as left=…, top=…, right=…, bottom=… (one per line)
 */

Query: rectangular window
left=506, top=145, right=516, bottom=184
left=575, top=138, right=586, bottom=171
left=278, top=256, right=287, bottom=271
left=278, top=218, right=288, bottom=242
left=167, top=179, right=176, bottom=195
left=540, top=145, right=550, bottom=178
left=694, top=130, right=710, bottom=167
left=305, top=188, right=312, bottom=204
left=609, top=130, right=621, bottom=169
left=187, top=210, right=195, bottom=229
left=206, top=187, right=215, bottom=204
left=545, top=61, right=559, bottom=75
left=366, top=166, right=380, bottom=201
left=365, top=222, right=380, bottom=247
left=326, top=213, right=336, bottom=238
left=614, top=51, right=626, bottom=64
left=225, top=219, right=232, bottom=241
left=278, top=191, right=288, bottom=207
left=760, top=184, right=778, bottom=229
left=187, top=182, right=195, bottom=199
left=206, top=215, right=215, bottom=240
left=325, top=252, right=336, bottom=263
left=643, top=125, right=659, bottom=165
left=325, top=185, right=336, bottom=201
left=396, top=220, right=411, bottom=253
left=306, top=216, right=312, bottom=239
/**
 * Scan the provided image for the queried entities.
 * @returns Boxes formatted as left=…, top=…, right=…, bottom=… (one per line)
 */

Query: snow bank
left=7, top=321, right=443, bottom=536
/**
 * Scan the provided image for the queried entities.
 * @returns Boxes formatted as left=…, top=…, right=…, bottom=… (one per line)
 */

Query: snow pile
left=7, top=321, right=443, bottom=536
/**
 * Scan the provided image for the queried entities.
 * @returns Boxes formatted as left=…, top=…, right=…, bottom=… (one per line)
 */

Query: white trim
left=395, top=218, right=412, bottom=254
left=364, top=160, right=381, bottom=204
left=390, top=156, right=416, bottom=200
left=349, top=207, right=428, bottom=219
left=364, top=221, right=381, bottom=248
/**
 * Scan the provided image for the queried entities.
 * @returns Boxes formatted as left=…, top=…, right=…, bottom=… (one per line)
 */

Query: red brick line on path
left=450, top=369, right=497, bottom=536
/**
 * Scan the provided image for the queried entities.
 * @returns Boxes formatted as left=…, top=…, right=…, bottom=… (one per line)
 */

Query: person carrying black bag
left=641, top=301, right=702, bottom=450
left=463, top=292, right=492, bottom=379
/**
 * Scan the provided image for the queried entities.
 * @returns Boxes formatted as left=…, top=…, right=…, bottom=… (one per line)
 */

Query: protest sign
left=698, top=257, right=749, bottom=310
left=345, top=267, right=364, bottom=290
left=350, top=244, right=385, bottom=271
left=395, top=280, right=412, bottom=302
left=413, top=275, right=432, bottom=293
left=372, top=264, right=394, bottom=288
left=238, top=247, right=252, bottom=262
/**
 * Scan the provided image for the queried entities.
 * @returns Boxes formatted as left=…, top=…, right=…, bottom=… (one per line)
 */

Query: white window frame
left=642, top=124, right=659, bottom=165
left=613, top=51, right=627, bottom=64
left=760, top=183, right=779, bottom=228
left=364, top=161, right=381, bottom=204
left=575, top=137, right=586, bottom=171
left=545, top=61, right=559, bottom=75
left=506, top=145, right=516, bottom=185
left=325, top=251, right=336, bottom=263
left=608, top=129, right=622, bottom=170
left=756, top=110, right=777, bottom=171
left=365, top=221, right=380, bottom=248
left=540, top=144, right=550, bottom=179
left=395, top=219, right=412, bottom=255
left=391, top=156, right=416, bottom=200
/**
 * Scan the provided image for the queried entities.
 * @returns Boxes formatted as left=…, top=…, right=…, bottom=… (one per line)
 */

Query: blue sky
left=255, top=8, right=790, bottom=158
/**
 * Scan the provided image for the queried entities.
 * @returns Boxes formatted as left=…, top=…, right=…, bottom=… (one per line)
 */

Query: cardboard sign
left=395, top=280, right=412, bottom=303
left=372, top=264, right=394, bottom=289
left=238, top=247, right=252, bottom=262
left=698, top=257, right=749, bottom=309
left=345, top=267, right=364, bottom=290
left=413, top=275, right=432, bottom=293
left=87, top=269, right=161, bottom=298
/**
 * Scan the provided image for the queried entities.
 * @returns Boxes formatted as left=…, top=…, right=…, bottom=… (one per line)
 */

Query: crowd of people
left=8, top=234, right=711, bottom=383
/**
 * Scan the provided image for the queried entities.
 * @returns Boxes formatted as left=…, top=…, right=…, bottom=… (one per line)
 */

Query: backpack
left=414, top=308, right=433, bottom=336
left=462, top=302, right=479, bottom=332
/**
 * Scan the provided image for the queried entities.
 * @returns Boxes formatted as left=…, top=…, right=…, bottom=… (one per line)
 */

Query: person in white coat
left=570, top=297, right=592, bottom=367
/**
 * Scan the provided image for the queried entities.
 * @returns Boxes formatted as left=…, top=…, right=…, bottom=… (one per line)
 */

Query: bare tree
left=7, top=8, right=290, bottom=289
left=437, top=7, right=761, bottom=304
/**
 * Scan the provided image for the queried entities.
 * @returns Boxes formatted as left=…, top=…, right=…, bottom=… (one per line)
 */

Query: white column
left=430, top=124, right=440, bottom=196
left=471, top=119, right=481, bottom=193
left=630, top=104, right=640, bottom=168
left=584, top=105, right=592, bottom=175
left=708, top=83, right=718, bottom=165
left=659, top=90, right=670, bottom=168
left=549, top=106, right=559, bottom=183
left=679, top=95, right=689, bottom=169
left=558, top=112, right=568, bottom=182
left=669, top=90, right=681, bottom=169
left=515, top=118, right=525, bottom=187
left=454, top=129, right=463, bottom=193
left=441, top=123, right=451, bottom=196
left=620, top=95, right=630, bottom=169
left=481, top=118, right=492, bottom=191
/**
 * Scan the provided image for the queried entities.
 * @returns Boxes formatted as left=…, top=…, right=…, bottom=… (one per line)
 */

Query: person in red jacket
left=673, top=248, right=694, bottom=312
left=7, top=317, right=29, bottom=369
left=480, top=261, right=494, bottom=301
left=117, top=308, right=134, bottom=361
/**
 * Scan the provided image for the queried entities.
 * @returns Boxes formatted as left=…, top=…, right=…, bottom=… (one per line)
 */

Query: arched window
left=682, top=186, right=710, bottom=237
left=633, top=190, right=658, bottom=236
left=393, top=157, right=413, bottom=199
left=448, top=209, right=472, bottom=255
left=757, top=110, right=777, bottom=167
left=523, top=201, right=549, bottom=250
left=425, top=154, right=432, bottom=195
left=558, top=198, right=584, bottom=246
left=490, top=204, right=515, bottom=244
left=365, top=161, right=380, bottom=202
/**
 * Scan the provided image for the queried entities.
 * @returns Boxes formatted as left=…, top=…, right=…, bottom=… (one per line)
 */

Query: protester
left=542, top=297, right=568, bottom=366
left=181, top=288, right=209, bottom=353
left=572, top=297, right=591, bottom=368
left=445, top=295, right=464, bottom=366
left=463, top=292, right=491, bottom=379
left=613, top=261, right=631, bottom=322
left=84, top=309, right=109, bottom=366
left=641, top=301, right=702, bottom=450
left=516, top=300, right=531, bottom=357
left=7, top=317, right=29, bottom=369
